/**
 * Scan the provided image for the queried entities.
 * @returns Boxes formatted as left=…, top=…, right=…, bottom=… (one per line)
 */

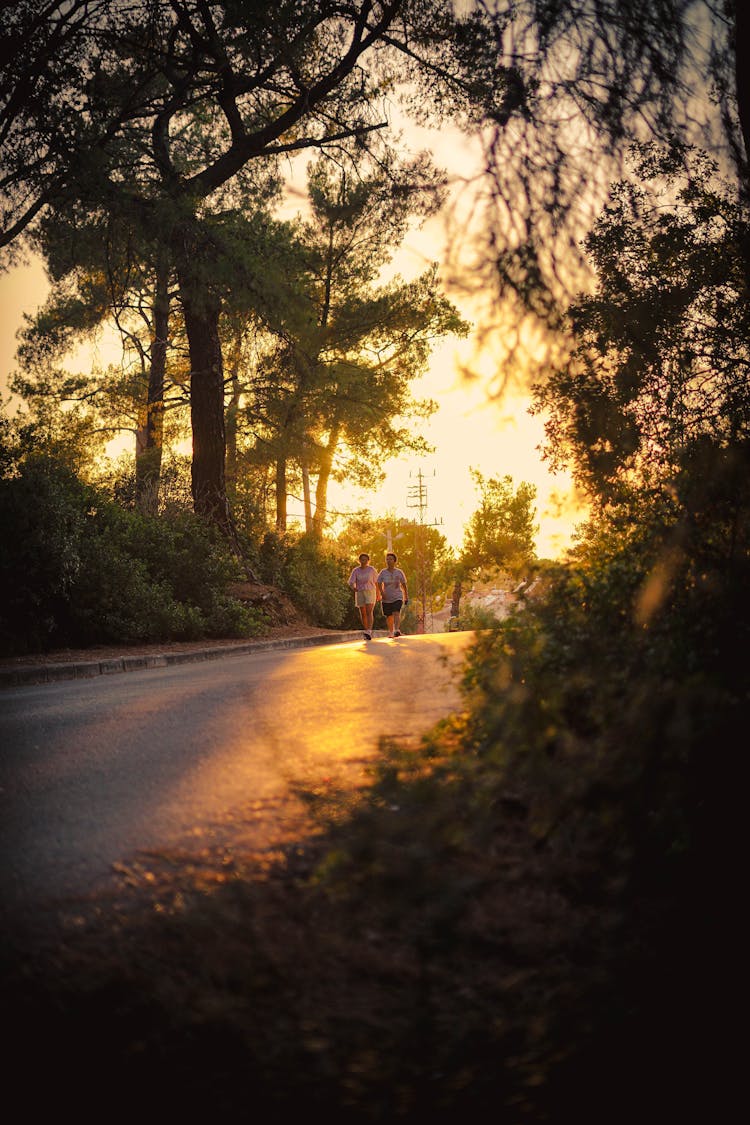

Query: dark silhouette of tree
left=5, top=1, right=731, bottom=538
left=534, top=142, right=750, bottom=501
left=13, top=205, right=186, bottom=511
left=1, top=1, right=509, bottom=537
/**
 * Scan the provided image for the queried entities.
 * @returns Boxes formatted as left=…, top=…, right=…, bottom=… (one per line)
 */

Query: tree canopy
left=534, top=142, right=750, bottom=499
left=3, top=2, right=741, bottom=532
left=460, top=469, right=538, bottom=577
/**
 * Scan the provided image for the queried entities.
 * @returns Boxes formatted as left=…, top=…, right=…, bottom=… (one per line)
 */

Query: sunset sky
left=0, top=121, right=587, bottom=560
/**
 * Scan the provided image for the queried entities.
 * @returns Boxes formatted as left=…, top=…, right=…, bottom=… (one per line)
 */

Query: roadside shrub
left=0, top=456, right=91, bottom=652
left=297, top=473, right=748, bottom=1118
left=283, top=534, right=351, bottom=627
left=201, top=593, right=258, bottom=638
left=0, top=456, right=261, bottom=652
left=96, top=451, right=194, bottom=514
left=116, top=507, right=243, bottom=613
left=258, top=531, right=353, bottom=628
left=449, top=601, right=498, bottom=632
left=256, top=530, right=289, bottom=589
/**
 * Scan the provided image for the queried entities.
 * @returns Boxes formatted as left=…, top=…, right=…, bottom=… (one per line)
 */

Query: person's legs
left=385, top=613, right=394, bottom=637
left=392, top=607, right=401, bottom=636
left=358, top=597, right=374, bottom=638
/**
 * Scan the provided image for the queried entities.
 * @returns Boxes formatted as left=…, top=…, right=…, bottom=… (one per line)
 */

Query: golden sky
left=0, top=117, right=587, bottom=560
left=0, top=257, right=585, bottom=560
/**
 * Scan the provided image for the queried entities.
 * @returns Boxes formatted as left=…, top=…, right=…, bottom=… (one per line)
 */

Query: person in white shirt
left=376, top=552, right=409, bottom=638
left=347, top=552, right=380, bottom=640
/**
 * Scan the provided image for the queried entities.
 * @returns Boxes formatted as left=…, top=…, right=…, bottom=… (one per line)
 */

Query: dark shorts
left=381, top=599, right=403, bottom=616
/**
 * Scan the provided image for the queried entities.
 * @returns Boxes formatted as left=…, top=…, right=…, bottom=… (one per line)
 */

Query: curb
left=0, top=631, right=365, bottom=688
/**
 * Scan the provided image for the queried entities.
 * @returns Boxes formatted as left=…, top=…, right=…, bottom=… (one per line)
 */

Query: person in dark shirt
left=376, top=552, right=409, bottom=638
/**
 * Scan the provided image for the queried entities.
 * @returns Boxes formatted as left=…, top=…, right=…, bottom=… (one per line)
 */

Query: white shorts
left=355, top=590, right=376, bottom=607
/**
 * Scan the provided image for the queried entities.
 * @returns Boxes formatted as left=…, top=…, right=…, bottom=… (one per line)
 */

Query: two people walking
left=348, top=552, right=409, bottom=640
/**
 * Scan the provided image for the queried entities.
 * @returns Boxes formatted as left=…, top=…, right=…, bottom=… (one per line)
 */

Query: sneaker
left=394, top=630, right=401, bottom=637
left=364, top=631, right=372, bottom=640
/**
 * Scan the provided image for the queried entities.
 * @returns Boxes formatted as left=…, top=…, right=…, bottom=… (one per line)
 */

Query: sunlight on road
left=163, top=632, right=474, bottom=838
left=0, top=632, right=477, bottom=910
left=256, top=631, right=473, bottom=760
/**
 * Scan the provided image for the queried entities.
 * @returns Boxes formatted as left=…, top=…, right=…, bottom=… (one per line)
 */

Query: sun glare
left=1, top=116, right=587, bottom=561
left=324, top=354, right=585, bottom=559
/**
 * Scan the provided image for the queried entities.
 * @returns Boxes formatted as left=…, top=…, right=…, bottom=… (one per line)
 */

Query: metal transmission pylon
left=406, top=467, right=442, bottom=634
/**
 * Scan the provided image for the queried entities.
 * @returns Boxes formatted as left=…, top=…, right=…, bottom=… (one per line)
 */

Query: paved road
left=0, top=632, right=473, bottom=941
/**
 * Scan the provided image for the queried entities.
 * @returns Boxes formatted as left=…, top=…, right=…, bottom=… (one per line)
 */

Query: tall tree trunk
left=275, top=456, right=287, bottom=532
left=312, top=420, right=341, bottom=536
left=302, top=458, right=313, bottom=534
left=225, top=365, right=241, bottom=508
left=173, top=219, right=231, bottom=530
left=135, top=252, right=169, bottom=514
left=179, top=282, right=228, bottom=527
left=732, top=3, right=750, bottom=292
left=173, top=225, right=259, bottom=579
left=734, top=2, right=749, bottom=180
left=275, top=385, right=305, bottom=534
left=450, top=579, right=462, bottom=618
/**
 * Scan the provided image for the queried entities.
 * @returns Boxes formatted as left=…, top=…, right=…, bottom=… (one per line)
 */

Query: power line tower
left=407, top=467, right=442, bottom=634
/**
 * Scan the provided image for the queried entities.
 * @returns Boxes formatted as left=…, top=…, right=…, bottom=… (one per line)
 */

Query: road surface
left=0, top=631, right=473, bottom=940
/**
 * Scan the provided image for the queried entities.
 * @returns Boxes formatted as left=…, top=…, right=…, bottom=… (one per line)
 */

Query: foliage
left=334, top=509, right=400, bottom=571
left=460, top=470, right=538, bottom=577
left=448, top=599, right=499, bottom=632
left=95, top=451, right=194, bottom=514
left=459, top=463, right=748, bottom=877
left=534, top=144, right=750, bottom=498
left=450, top=3, right=738, bottom=342
left=256, top=531, right=354, bottom=629
left=0, top=456, right=262, bottom=654
left=0, top=1, right=532, bottom=251
left=3, top=388, right=109, bottom=477
left=9, top=465, right=743, bottom=1120
left=233, top=154, right=469, bottom=535
left=285, top=535, right=354, bottom=629
left=13, top=205, right=190, bottom=498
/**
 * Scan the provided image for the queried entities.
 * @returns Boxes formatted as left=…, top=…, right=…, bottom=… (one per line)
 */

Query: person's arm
left=401, top=572, right=409, bottom=603
left=347, top=569, right=357, bottom=590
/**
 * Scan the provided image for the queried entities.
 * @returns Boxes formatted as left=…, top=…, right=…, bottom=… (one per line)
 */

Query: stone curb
left=0, top=631, right=365, bottom=689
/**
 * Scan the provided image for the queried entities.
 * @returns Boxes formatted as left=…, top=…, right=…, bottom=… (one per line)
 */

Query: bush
left=258, top=531, right=353, bottom=628
left=292, top=474, right=748, bottom=1117
left=0, top=456, right=91, bottom=652
left=3, top=451, right=744, bottom=1121
left=448, top=601, right=498, bottom=632
left=0, top=456, right=263, bottom=653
